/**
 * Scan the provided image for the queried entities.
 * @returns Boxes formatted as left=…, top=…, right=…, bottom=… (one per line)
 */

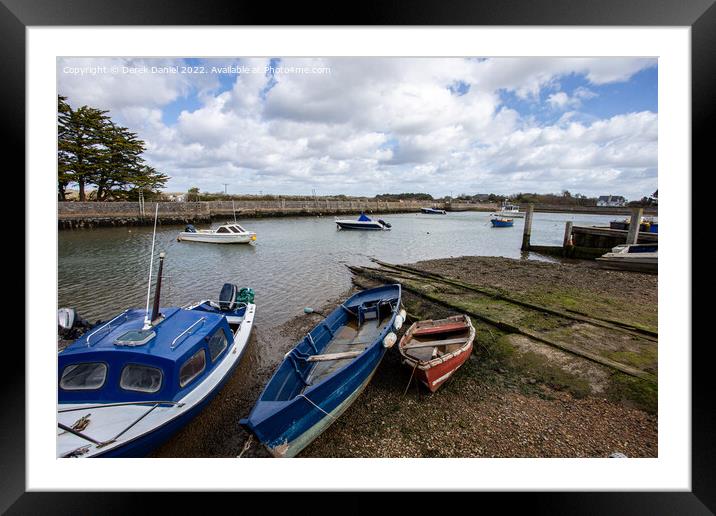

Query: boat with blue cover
left=335, top=213, right=392, bottom=230
left=491, top=217, right=514, bottom=227
left=240, top=284, right=404, bottom=457
left=57, top=253, right=256, bottom=458
left=421, top=207, right=447, bottom=215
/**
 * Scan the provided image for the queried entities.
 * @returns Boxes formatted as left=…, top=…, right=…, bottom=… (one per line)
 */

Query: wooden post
left=521, top=204, right=534, bottom=251
left=626, top=207, right=643, bottom=244
left=563, top=221, right=573, bottom=247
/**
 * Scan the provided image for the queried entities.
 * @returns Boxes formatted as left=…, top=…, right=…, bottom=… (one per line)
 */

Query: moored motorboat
left=596, top=243, right=657, bottom=274
left=178, top=222, right=257, bottom=244
left=240, top=285, right=403, bottom=457
left=609, top=217, right=657, bottom=233
left=491, top=217, right=514, bottom=227
left=57, top=252, right=256, bottom=458
left=398, top=315, right=475, bottom=392
left=491, top=202, right=525, bottom=218
left=421, top=207, right=447, bottom=215
left=335, top=213, right=392, bottom=230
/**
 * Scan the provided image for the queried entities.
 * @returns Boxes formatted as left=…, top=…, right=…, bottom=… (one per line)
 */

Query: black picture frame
left=6, top=0, right=709, bottom=512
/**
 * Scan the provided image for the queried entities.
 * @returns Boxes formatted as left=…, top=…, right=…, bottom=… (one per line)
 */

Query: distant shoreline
left=57, top=200, right=657, bottom=230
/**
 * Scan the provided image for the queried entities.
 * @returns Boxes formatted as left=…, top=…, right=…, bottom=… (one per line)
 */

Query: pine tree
left=58, top=96, right=168, bottom=201
left=57, top=96, right=110, bottom=201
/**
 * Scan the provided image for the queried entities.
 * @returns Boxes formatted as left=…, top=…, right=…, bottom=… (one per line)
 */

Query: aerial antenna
left=143, top=204, right=159, bottom=330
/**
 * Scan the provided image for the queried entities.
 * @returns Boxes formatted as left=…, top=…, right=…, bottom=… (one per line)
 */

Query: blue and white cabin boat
left=57, top=260, right=256, bottom=458
left=335, top=213, right=392, bottom=230
left=241, top=285, right=404, bottom=457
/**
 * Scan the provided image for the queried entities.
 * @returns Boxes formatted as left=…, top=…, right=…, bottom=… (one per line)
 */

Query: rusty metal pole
left=626, top=207, right=643, bottom=244
left=521, top=204, right=534, bottom=251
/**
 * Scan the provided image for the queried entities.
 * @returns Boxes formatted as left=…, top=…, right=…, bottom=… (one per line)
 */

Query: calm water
left=58, top=211, right=616, bottom=327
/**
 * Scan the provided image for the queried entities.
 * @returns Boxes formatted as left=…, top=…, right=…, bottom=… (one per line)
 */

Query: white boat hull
left=335, top=219, right=390, bottom=230
left=491, top=211, right=525, bottom=218
left=57, top=304, right=256, bottom=458
left=178, top=231, right=255, bottom=244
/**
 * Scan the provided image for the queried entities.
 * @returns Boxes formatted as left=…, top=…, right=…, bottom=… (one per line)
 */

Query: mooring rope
left=298, top=394, right=339, bottom=422
left=402, top=360, right=420, bottom=397
left=237, top=434, right=254, bottom=458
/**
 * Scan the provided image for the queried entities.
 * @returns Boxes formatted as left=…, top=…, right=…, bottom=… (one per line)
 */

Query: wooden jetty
left=522, top=205, right=657, bottom=261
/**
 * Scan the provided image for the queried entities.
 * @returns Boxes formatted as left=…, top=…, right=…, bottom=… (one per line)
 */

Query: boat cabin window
left=216, top=226, right=231, bottom=234
left=208, top=329, right=228, bottom=362
left=227, top=226, right=240, bottom=233
left=60, top=362, right=107, bottom=391
left=179, top=349, right=206, bottom=387
left=120, top=364, right=163, bottom=393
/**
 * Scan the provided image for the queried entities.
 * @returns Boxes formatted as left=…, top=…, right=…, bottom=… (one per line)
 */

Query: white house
left=596, top=195, right=627, bottom=207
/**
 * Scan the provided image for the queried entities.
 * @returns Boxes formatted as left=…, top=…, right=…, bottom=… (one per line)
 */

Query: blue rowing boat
left=491, top=217, right=514, bottom=227
left=241, top=284, right=404, bottom=457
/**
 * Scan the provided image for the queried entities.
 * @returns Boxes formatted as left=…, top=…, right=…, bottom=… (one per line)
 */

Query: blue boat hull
left=93, top=328, right=251, bottom=458
left=491, top=219, right=514, bottom=227
left=241, top=285, right=400, bottom=457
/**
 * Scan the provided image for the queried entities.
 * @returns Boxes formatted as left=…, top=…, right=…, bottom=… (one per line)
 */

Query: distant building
left=597, top=195, right=627, bottom=207
left=473, top=194, right=490, bottom=202
left=166, top=193, right=186, bottom=202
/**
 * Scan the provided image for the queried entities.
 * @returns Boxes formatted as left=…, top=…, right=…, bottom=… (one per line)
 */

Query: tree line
left=58, top=96, right=168, bottom=201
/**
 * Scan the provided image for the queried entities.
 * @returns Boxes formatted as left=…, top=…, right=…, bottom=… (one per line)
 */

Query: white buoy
left=393, top=314, right=404, bottom=331
left=383, top=332, right=397, bottom=348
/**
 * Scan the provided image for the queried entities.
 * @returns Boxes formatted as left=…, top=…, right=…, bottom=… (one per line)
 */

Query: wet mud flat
left=153, top=255, right=657, bottom=458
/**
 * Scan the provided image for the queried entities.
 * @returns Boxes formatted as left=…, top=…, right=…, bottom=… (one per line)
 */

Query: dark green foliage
left=57, top=95, right=168, bottom=201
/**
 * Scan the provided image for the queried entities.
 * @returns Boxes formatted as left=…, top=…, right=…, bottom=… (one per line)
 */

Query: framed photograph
left=8, top=0, right=709, bottom=511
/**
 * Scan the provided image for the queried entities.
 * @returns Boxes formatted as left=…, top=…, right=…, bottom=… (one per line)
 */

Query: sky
left=57, top=57, right=658, bottom=200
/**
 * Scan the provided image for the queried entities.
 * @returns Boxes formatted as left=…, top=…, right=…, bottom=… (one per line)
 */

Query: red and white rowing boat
left=398, top=315, right=475, bottom=392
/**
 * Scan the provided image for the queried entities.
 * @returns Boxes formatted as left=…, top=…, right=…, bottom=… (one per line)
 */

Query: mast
left=150, top=252, right=166, bottom=323
left=142, top=204, right=159, bottom=330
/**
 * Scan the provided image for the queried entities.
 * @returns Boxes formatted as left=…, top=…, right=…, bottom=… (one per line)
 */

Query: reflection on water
left=58, top=211, right=616, bottom=328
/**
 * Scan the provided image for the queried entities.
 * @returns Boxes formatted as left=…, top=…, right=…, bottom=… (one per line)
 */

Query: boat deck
left=304, top=317, right=385, bottom=387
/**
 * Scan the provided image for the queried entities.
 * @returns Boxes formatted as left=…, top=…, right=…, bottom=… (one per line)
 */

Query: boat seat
left=306, top=350, right=364, bottom=362
left=402, top=337, right=466, bottom=350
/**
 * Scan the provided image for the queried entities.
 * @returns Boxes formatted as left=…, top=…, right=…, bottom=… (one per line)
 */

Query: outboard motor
left=58, top=308, right=91, bottom=340
left=185, top=224, right=197, bottom=233
left=218, top=283, right=239, bottom=311
left=378, top=219, right=392, bottom=228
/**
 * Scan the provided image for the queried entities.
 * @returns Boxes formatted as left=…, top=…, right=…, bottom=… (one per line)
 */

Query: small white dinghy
left=178, top=223, right=257, bottom=244
left=596, top=243, right=657, bottom=274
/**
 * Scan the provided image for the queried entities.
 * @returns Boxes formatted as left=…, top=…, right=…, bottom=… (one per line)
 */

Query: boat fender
left=399, top=309, right=407, bottom=320
left=393, top=315, right=404, bottom=331
left=383, top=332, right=397, bottom=348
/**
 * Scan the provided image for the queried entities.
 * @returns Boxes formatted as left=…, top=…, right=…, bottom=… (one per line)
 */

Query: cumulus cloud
left=57, top=56, right=657, bottom=199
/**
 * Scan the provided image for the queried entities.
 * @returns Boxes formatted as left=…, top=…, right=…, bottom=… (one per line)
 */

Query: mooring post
left=563, top=221, right=573, bottom=247
left=521, top=203, right=534, bottom=251
left=626, top=207, right=643, bottom=244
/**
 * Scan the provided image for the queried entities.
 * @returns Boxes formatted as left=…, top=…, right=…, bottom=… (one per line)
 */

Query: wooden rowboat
left=398, top=315, right=475, bottom=392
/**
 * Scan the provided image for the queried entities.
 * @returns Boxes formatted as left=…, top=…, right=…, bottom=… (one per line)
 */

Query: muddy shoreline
left=152, top=255, right=657, bottom=458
